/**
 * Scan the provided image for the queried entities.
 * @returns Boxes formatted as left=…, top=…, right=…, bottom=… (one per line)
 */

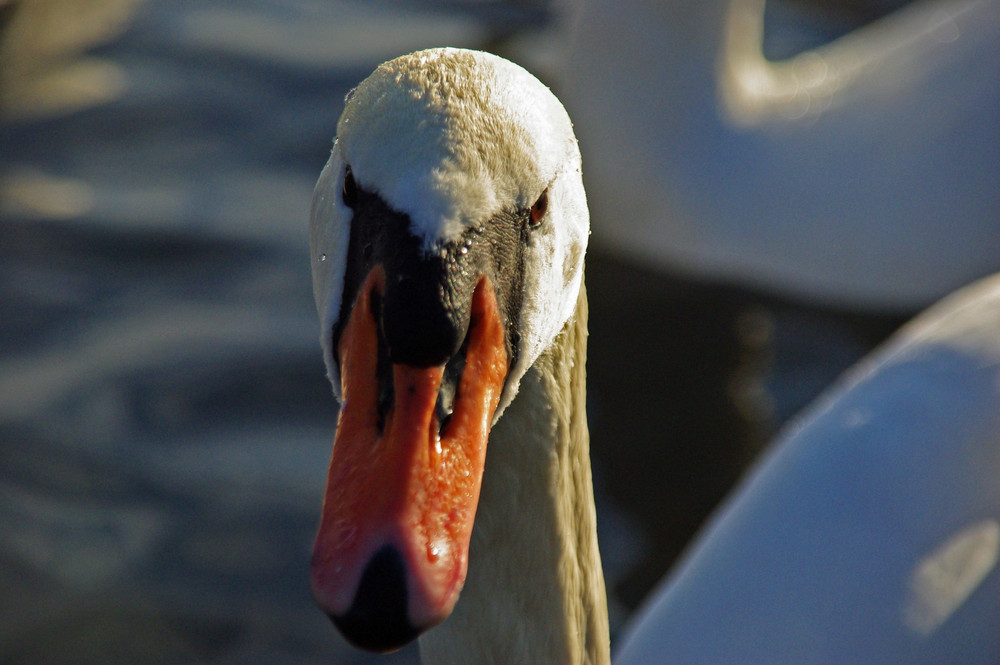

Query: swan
left=307, top=48, right=609, bottom=664
left=615, top=272, right=1000, bottom=663
left=558, top=0, right=1000, bottom=310
left=305, top=45, right=1000, bottom=665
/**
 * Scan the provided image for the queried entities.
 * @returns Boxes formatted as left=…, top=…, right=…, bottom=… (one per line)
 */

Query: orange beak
left=310, top=267, right=508, bottom=652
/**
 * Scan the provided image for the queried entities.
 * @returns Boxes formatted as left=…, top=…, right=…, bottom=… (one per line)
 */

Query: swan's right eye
left=342, top=166, right=358, bottom=208
left=528, top=188, right=548, bottom=228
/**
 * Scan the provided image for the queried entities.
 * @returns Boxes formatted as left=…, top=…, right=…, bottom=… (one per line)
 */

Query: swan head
left=308, top=48, right=588, bottom=652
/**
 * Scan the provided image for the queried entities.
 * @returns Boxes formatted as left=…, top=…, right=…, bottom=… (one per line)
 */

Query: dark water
left=0, top=1, right=907, bottom=663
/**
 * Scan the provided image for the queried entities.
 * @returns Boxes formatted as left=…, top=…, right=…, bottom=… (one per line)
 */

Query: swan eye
left=528, top=188, right=548, bottom=227
left=342, top=165, right=359, bottom=208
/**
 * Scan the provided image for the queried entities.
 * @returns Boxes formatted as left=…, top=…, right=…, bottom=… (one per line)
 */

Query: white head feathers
left=310, top=47, right=589, bottom=414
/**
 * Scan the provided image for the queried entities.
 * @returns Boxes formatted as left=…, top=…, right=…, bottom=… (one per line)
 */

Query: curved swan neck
left=419, top=282, right=611, bottom=665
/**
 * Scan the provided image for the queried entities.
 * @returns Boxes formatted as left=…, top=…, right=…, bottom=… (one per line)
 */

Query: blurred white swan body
left=560, top=0, right=1000, bottom=309
left=617, top=272, right=1000, bottom=663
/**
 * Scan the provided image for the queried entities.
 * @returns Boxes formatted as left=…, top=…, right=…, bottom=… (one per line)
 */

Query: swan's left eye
left=528, top=188, right=548, bottom=227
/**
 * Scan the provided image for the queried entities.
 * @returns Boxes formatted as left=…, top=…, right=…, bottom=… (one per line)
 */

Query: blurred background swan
left=560, top=0, right=1000, bottom=310
left=1, top=0, right=997, bottom=662
left=615, top=271, right=1000, bottom=664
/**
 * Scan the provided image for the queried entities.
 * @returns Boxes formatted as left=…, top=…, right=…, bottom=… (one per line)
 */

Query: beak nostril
left=437, top=410, right=453, bottom=435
